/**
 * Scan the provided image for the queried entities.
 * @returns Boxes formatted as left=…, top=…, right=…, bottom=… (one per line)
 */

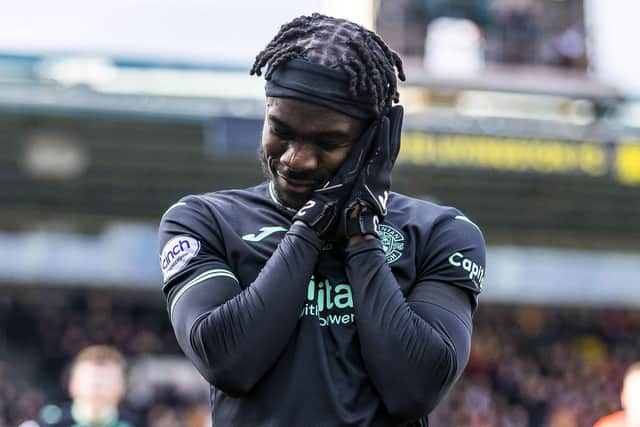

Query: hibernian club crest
left=378, top=224, right=405, bottom=264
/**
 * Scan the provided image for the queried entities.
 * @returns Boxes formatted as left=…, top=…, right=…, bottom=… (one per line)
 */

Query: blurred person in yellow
left=593, top=362, right=640, bottom=427
left=33, top=345, right=138, bottom=427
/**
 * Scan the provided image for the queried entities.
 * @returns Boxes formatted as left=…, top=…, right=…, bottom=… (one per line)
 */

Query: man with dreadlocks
left=159, top=13, right=485, bottom=427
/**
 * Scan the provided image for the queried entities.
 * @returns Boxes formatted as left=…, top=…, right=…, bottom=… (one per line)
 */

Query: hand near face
left=340, top=106, right=404, bottom=239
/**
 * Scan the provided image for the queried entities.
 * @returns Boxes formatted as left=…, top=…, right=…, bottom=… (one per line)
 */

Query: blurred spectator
left=146, top=405, right=182, bottom=427
left=424, top=17, right=486, bottom=77
left=552, top=26, right=586, bottom=68
left=32, top=345, right=138, bottom=427
left=430, top=305, right=640, bottom=426
left=593, top=362, right=640, bottom=427
left=2, top=289, right=640, bottom=427
left=497, top=2, right=540, bottom=64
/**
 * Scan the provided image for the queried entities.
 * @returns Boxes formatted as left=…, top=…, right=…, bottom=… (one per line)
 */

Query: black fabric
left=158, top=182, right=486, bottom=426
left=265, top=58, right=378, bottom=119
left=345, top=239, right=473, bottom=423
left=340, top=106, right=404, bottom=240
left=170, top=224, right=322, bottom=395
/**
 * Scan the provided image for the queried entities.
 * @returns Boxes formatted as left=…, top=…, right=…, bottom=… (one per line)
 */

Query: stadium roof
left=0, top=53, right=630, bottom=126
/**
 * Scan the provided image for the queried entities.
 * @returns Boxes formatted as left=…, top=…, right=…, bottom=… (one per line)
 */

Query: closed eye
left=270, top=125, right=293, bottom=139
left=315, top=139, right=352, bottom=151
left=268, top=116, right=355, bottom=149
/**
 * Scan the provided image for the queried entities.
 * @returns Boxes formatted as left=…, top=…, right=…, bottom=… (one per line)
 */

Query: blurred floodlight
left=456, top=91, right=595, bottom=125
left=92, top=69, right=264, bottom=99
left=36, top=57, right=117, bottom=87
left=34, top=55, right=264, bottom=99
left=21, top=131, right=90, bottom=180
left=617, top=101, right=640, bottom=129
left=585, top=0, right=640, bottom=96
left=424, top=17, right=485, bottom=77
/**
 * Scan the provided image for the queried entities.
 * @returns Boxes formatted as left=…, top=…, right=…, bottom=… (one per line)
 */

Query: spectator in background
left=593, top=362, right=640, bottom=427
left=34, top=345, right=138, bottom=427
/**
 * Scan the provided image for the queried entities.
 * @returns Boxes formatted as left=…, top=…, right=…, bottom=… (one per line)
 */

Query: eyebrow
left=268, top=115, right=354, bottom=140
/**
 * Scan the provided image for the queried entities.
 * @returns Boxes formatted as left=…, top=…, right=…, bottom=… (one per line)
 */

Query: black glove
left=342, top=105, right=403, bottom=238
left=292, top=120, right=381, bottom=239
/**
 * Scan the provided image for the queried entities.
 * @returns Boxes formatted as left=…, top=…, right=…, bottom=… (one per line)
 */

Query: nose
left=280, top=141, right=318, bottom=172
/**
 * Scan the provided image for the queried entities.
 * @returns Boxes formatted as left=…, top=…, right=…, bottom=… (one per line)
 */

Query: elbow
left=189, top=342, right=259, bottom=396
left=384, top=351, right=459, bottom=421
left=201, top=365, right=257, bottom=397
left=186, top=321, right=259, bottom=396
left=184, top=353, right=258, bottom=397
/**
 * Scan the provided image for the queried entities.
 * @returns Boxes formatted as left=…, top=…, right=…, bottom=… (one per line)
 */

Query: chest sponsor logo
left=448, top=252, right=485, bottom=288
left=160, top=236, right=200, bottom=282
left=241, top=226, right=288, bottom=242
left=379, top=224, right=405, bottom=264
left=300, top=275, right=354, bottom=327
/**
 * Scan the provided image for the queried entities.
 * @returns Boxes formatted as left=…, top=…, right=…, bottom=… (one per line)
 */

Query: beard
left=257, top=145, right=304, bottom=209
left=258, top=145, right=327, bottom=210
left=258, top=144, right=272, bottom=181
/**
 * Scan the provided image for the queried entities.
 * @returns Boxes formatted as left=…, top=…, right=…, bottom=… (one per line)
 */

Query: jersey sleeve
left=158, top=195, right=325, bottom=396
left=158, top=196, right=238, bottom=306
left=416, top=210, right=486, bottom=309
left=340, top=209, right=485, bottom=421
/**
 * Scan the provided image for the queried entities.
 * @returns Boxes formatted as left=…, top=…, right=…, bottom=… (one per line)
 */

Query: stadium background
left=1, top=0, right=639, bottom=426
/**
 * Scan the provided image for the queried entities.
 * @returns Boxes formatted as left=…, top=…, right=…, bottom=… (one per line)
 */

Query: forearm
left=345, top=239, right=471, bottom=420
left=178, top=224, right=321, bottom=395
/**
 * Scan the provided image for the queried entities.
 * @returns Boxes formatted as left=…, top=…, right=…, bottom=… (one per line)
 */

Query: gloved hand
left=292, top=120, right=381, bottom=239
left=342, top=105, right=403, bottom=239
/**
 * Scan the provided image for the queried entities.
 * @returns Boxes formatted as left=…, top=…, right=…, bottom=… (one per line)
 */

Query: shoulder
left=161, top=182, right=270, bottom=221
left=388, top=192, right=466, bottom=222
left=158, top=183, right=271, bottom=284
left=158, top=182, right=271, bottom=235
left=387, top=192, right=484, bottom=241
left=389, top=193, right=486, bottom=296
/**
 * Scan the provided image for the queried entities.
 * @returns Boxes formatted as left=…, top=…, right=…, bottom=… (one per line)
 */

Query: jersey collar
left=268, top=181, right=297, bottom=215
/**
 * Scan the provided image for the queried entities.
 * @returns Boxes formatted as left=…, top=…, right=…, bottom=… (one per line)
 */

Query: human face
left=260, top=97, right=368, bottom=209
left=69, top=361, right=125, bottom=419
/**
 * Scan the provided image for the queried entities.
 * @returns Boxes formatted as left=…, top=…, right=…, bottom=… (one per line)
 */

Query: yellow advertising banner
left=615, top=141, right=640, bottom=185
left=397, top=132, right=632, bottom=182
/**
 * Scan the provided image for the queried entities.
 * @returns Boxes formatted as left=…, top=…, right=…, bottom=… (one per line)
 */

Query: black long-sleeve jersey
left=158, top=181, right=486, bottom=427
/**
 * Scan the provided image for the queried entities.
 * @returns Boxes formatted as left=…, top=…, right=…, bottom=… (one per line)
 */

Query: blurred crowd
left=431, top=305, right=640, bottom=427
left=0, top=289, right=207, bottom=427
left=377, top=0, right=587, bottom=70
left=1, top=288, right=639, bottom=427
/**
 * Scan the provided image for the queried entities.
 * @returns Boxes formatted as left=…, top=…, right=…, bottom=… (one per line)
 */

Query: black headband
left=265, top=58, right=378, bottom=120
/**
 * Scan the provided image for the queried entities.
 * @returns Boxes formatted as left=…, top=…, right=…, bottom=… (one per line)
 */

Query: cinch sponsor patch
left=160, top=236, right=200, bottom=282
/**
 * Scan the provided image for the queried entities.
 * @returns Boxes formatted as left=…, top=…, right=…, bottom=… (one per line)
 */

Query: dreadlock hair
left=250, top=13, right=406, bottom=116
